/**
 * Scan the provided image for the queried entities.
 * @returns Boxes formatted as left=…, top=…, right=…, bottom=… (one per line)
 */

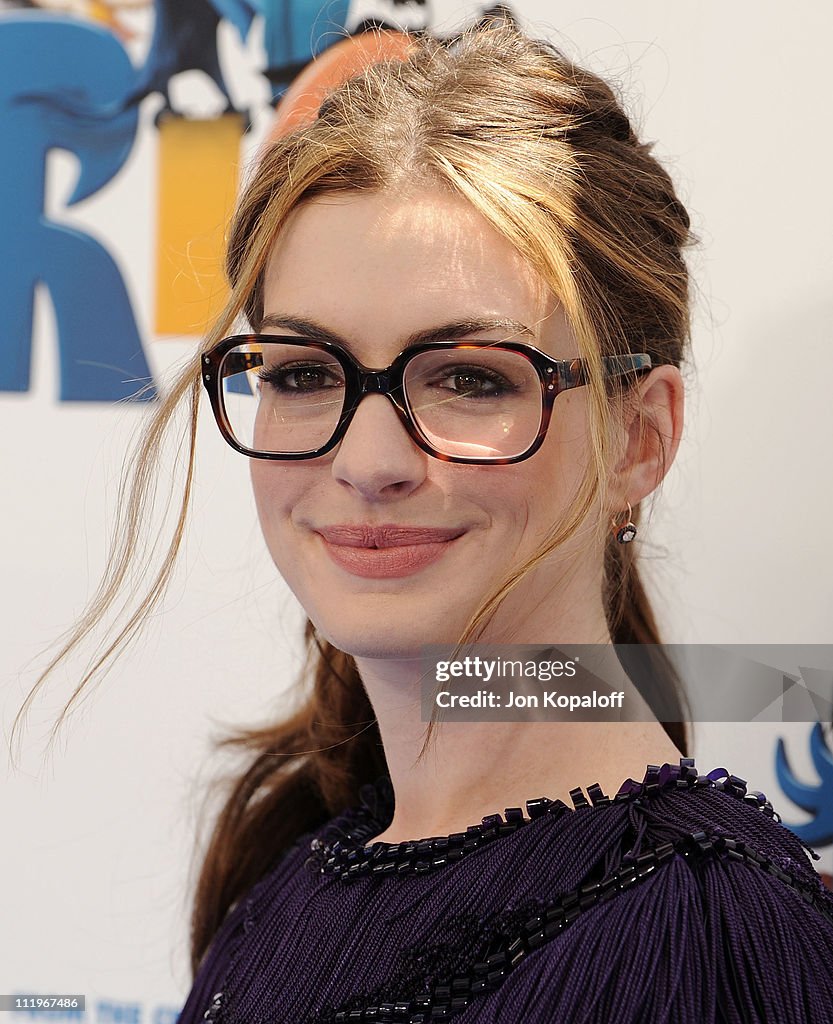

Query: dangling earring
left=611, top=502, right=637, bottom=544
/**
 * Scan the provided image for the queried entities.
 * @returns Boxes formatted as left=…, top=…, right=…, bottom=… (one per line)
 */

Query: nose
left=331, top=393, right=428, bottom=500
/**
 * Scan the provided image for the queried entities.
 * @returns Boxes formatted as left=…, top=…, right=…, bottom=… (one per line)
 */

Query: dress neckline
left=306, top=758, right=777, bottom=882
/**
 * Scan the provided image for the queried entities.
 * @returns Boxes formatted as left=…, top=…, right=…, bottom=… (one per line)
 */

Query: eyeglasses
left=201, top=335, right=653, bottom=465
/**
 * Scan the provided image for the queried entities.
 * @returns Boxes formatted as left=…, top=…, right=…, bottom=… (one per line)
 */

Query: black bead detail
left=202, top=991, right=224, bottom=1022
left=306, top=758, right=781, bottom=882
left=312, top=825, right=833, bottom=1024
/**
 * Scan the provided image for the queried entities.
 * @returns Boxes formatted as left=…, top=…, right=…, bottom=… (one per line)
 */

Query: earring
left=611, top=502, right=637, bottom=544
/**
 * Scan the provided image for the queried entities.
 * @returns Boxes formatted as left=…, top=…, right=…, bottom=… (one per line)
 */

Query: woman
left=18, top=17, right=833, bottom=1023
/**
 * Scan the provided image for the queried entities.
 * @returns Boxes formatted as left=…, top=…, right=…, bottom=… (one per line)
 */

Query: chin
left=312, top=610, right=465, bottom=660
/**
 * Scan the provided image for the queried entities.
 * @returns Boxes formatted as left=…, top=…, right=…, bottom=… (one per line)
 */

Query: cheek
left=542, top=393, right=594, bottom=486
left=249, top=459, right=273, bottom=516
left=514, top=401, right=595, bottom=544
left=461, top=466, right=542, bottom=551
left=249, top=462, right=315, bottom=586
left=551, top=390, right=592, bottom=443
left=249, top=460, right=299, bottom=528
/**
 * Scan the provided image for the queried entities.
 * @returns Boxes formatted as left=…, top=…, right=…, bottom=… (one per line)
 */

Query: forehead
left=261, top=188, right=572, bottom=357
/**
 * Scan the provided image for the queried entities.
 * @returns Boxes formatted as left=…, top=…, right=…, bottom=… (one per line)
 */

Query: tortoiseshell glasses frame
left=201, top=335, right=653, bottom=466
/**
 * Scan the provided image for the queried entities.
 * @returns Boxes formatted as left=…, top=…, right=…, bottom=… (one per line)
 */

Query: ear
left=609, top=365, right=685, bottom=508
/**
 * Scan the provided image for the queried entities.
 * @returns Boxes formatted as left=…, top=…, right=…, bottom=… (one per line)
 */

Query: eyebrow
left=258, top=313, right=538, bottom=350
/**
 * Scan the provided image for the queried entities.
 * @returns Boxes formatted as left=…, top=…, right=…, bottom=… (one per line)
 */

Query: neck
left=353, top=608, right=682, bottom=845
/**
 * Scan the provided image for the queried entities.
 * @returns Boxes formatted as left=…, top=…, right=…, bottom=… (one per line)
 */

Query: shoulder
left=479, top=764, right=833, bottom=1024
left=175, top=833, right=313, bottom=1024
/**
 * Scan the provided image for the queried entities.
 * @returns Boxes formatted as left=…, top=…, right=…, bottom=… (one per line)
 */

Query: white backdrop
left=3, top=1, right=832, bottom=1017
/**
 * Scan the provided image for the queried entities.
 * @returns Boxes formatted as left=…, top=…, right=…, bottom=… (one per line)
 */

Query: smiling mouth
left=316, top=524, right=467, bottom=549
left=315, top=526, right=466, bottom=578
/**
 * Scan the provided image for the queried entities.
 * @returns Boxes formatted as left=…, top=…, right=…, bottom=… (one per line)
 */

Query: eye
left=257, top=362, right=344, bottom=393
left=428, top=365, right=516, bottom=398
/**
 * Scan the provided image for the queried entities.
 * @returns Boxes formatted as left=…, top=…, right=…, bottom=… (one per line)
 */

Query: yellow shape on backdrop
left=155, top=113, right=244, bottom=336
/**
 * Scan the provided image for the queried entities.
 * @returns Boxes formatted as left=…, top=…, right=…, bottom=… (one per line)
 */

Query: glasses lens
left=219, top=341, right=346, bottom=454
left=402, top=347, right=543, bottom=459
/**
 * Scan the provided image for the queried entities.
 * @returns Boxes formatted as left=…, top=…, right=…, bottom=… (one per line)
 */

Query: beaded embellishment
left=310, top=829, right=833, bottom=1024
left=203, top=990, right=224, bottom=1022
left=298, top=759, right=832, bottom=1024
left=306, top=758, right=781, bottom=883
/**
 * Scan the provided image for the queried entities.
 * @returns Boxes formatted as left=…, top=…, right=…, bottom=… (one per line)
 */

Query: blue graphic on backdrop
left=0, top=3, right=363, bottom=403
left=124, top=0, right=356, bottom=116
left=776, top=723, right=833, bottom=846
left=0, top=13, right=155, bottom=402
left=260, top=0, right=352, bottom=101
left=0, top=1, right=464, bottom=404
left=126, top=0, right=259, bottom=118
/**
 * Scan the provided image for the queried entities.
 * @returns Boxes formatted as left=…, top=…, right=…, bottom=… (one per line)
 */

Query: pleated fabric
left=176, top=761, right=833, bottom=1024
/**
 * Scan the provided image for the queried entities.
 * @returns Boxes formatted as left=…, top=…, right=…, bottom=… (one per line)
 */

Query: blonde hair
left=14, top=18, right=696, bottom=975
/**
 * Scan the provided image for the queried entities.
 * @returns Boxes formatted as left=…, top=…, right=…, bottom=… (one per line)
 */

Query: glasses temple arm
left=559, top=354, right=653, bottom=389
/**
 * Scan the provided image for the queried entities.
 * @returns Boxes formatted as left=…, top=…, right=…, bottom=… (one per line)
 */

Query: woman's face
left=250, top=187, right=608, bottom=656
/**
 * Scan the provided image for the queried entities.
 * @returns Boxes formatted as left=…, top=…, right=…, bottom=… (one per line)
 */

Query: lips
left=315, top=524, right=466, bottom=578
left=316, top=524, right=465, bottom=548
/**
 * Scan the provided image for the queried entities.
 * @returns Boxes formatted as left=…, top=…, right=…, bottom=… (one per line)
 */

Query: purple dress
left=176, top=759, right=833, bottom=1023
